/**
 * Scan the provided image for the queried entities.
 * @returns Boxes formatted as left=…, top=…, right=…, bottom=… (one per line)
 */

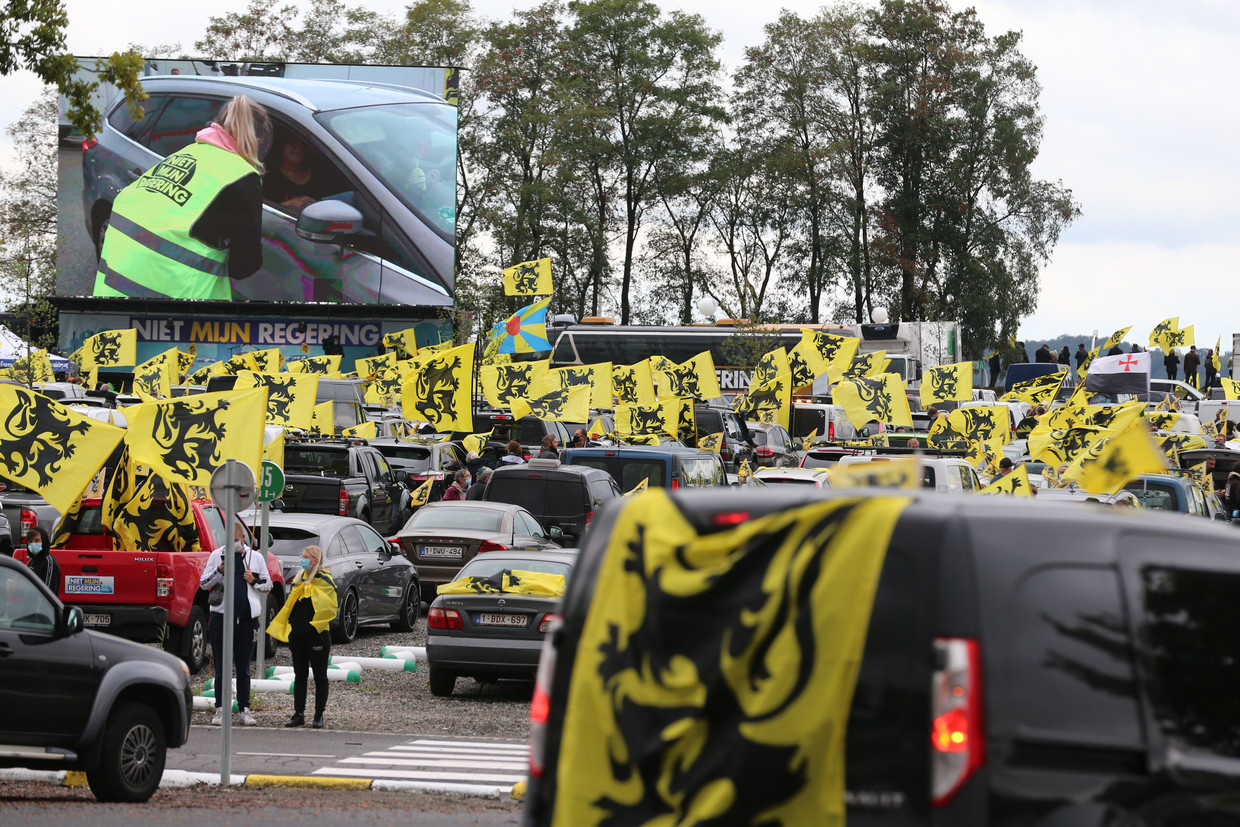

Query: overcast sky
left=4, top=0, right=1237, bottom=350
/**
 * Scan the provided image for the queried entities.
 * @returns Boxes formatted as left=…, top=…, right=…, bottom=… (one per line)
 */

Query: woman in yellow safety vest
left=93, top=95, right=271, bottom=301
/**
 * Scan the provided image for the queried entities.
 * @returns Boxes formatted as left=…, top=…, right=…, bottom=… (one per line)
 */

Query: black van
left=525, top=488, right=1240, bottom=825
left=560, top=446, right=726, bottom=491
left=483, top=459, right=620, bottom=544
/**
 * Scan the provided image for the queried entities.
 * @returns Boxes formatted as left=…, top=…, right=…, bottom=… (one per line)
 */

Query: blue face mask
left=299, top=558, right=312, bottom=571
left=28, top=543, right=42, bottom=555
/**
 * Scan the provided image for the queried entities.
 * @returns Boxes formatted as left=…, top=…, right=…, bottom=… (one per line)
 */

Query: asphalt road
left=57, top=146, right=96, bottom=296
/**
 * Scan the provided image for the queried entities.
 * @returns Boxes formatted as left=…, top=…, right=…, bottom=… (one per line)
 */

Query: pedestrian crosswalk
left=313, top=737, right=529, bottom=789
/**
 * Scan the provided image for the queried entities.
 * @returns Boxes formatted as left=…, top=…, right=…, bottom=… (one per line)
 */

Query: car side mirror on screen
left=549, top=526, right=564, bottom=541
left=296, top=199, right=367, bottom=244
left=64, top=605, right=84, bottom=635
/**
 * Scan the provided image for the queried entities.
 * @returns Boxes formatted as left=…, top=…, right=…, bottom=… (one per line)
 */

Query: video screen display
left=57, top=58, right=459, bottom=307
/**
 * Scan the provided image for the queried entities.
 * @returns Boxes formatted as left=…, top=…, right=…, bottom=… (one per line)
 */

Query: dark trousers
left=289, top=633, right=331, bottom=716
left=208, top=612, right=257, bottom=710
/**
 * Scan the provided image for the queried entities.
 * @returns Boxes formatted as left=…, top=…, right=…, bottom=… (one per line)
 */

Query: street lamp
left=871, top=306, right=889, bottom=325
left=697, top=296, right=718, bottom=322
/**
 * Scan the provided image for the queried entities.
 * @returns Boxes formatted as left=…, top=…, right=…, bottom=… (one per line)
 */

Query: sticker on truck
left=65, top=575, right=115, bottom=595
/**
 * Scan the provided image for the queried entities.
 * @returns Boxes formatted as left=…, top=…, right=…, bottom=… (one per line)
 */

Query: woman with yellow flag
left=268, top=545, right=338, bottom=728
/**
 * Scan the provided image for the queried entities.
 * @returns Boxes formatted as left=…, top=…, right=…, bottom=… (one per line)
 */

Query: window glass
left=267, top=526, right=321, bottom=560
left=571, top=457, right=664, bottom=490
left=1141, top=565, right=1240, bottom=757
left=202, top=505, right=227, bottom=550
left=587, top=478, right=615, bottom=505
left=373, top=454, right=393, bottom=485
left=285, top=448, right=350, bottom=476
left=109, top=95, right=163, bottom=143
left=377, top=445, right=431, bottom=462
left=545, top=481, right=587, bottom=517
left=1005, top=566, right=1141, bottom=743
left=406, top=507, right=503, bottom=533
left=261, top=123, right=350, bottom=215
left=486, top=477, right=545, bottom=516
left=517, top=512, right=544, bottom=538
left=0, top=568, right=57, bottom=632
left=459, top=558, right=572, bottom=580
left=958, top=464, right=977, bottom=491
left=148, top=96, right=223, bottom=157
left=340, top=525, right=368, bottom=557
left=1125, top=484, right=1176, bottom=511
left=357, top=525, right=390, bottom=556
left=325, top=533, right=348, bottom=560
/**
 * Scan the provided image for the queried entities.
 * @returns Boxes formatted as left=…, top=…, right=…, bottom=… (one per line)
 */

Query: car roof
left=139, top=76, right=448, bottom=113
left=415, top=501, right=525, bottom=515
left=461, top=549, right=580, bottom=566
left=490, top=462, right=607, bottom=479
left=262, top=512, right=371, bottom=529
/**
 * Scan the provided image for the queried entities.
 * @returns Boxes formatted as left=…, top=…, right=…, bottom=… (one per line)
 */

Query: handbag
left=209, top=581, right=224, bottom=607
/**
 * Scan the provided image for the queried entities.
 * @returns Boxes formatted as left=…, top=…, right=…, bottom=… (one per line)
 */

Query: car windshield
left=459, top=558, right=572, bottom=580
left=759, top=476, right=818, bottom=485
left=268, top=526, right=322, bottom=559
left=286, top=449, right=350, bottom=476
left=317, top=102, right=458, bottom=241
left=406, top=507, right=503, bottom=533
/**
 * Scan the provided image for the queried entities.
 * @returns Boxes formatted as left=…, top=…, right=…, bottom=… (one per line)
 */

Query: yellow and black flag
left=615, top=401, right=674, bottom=440
left=833, top=350, right=887, bottom=383
left=753, top=347, right=791, bottom=389
left=512, top=385, right=591, bottom=424
left=1221, top=377, right=1240, bottom=401
left=248, top=348, right=283, bottom=374
left=920, top=361, right=973, bottom=407
left=186, top=360, right=227, bottom=385
left=80, top=328, right=137, bottom=369
left=981, top=465, right=1033, bottom=497
left=126, top=387, right=267, bottom=488
left=1079, top=420, right=1167, bottom=495
left=545, top=363, right=613, bottom=410
left=384, top=328, right=420, bottom=359
left=481, top=360, right=549, bottom=409
left=133, top=349, right=176, bottom=402
left=1101, top=326, right=1133, bottom=352
left=739, top=372, right=792, bottom=429
left=650, top=351, right=721, bottom=401
left=803, top=330, right=860, bottom=374
left=1076, top=346, right=1101, bottom=381
left=829, top=458, right=923, bottom=490
left=699, top=432, right=723, bottom=453
left=1149, top=317, right=1178, bottom=350
left=0, top=385, right=126, bottom=514
left=234, top=370, right=319, bottom=430
left=401, top=343, right=474, bottom=433
left=309, top=400, right=334, bottom=437
left=286, top=354, right=343, bottom=375
left=788, top=333, right=832, bottom=390
left=409, top=478, right=433, bottom=508
left=550, top=489, right=908, bottom=824
left=611, top=360, right=657, bottom=407
left=354, top=352, right=395, bottom=379
left=1004, top=372, right=1064, bottom=406
left=502, top=257, right=553, bottom=296
left=1163, top=325, right=1194, bottom=351
left=835, top=373, right=913, bottom=429
left=364, top=366, right=405, bottom=408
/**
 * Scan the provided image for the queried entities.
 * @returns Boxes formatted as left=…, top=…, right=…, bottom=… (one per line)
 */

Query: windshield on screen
left=318, top=102, right=458, bottom=240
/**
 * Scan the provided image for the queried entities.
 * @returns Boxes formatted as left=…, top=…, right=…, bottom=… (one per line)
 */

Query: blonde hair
left=299, top=544, right=325, bottom=583
left=219, top=95, right=270, bottom=173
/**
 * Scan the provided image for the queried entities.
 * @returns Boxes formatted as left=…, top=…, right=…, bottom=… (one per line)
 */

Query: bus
left=547, top=320, right=854, bottom=394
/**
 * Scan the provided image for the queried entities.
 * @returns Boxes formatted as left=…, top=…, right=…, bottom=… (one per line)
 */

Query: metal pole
left=256, top=500, right=270, bottom=678
left=220, top=459, right=236, bottom=785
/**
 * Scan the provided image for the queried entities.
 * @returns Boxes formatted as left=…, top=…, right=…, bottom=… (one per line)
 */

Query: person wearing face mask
left=24, top=526, right=59, bottom=593
left=441, top=468, right=470, bottom=501
left=200, top=521, right=271, bottom=727
left=267, top=545, right=337, bottom=728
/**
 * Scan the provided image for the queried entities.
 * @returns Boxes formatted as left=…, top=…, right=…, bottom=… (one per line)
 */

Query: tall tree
left=564, top=0, right=724, bottom=324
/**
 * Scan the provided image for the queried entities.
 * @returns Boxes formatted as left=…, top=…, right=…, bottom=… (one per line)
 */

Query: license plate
left=84, top=613, right=111, bottom=626
left=476, top=613, right=528, bottom=627
left=420, top=545, right=463, bottom=558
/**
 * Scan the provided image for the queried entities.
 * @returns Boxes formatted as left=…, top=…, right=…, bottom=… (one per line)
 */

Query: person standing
left=466, top=467, right=492, bottom=500
left=538, top=434, right=559, bottom=458
left=1164, top=349, right=1180, bottom=381
left=24, top=527, right=59, bottom=591
left=988, top=350, right=1002, bottom=387
left=200, top=522, right=271, bottom=727
left=570, top=429, right=588, bottom=449
left=268, top=545, right=337, bottom=729
left=1058, top=346, right=1070, bottom=365
left=501, top=440, right=525, bottom=465
left=1183, top=346, right=1201, bottom=387
left=441, top=469, right=470, bottom=501
left=93, top=95, right=271, bottom=300
left=1205, top=349, right=1219, bottom=388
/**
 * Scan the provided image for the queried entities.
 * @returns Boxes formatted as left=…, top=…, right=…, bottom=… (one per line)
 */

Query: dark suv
left=526, top=488, right=1240, bottom=824
left=560, top=445, right=726, bottom=490
left=483, top=459, right=620, bottom=544
left=0, top=555, right=192, bottom=802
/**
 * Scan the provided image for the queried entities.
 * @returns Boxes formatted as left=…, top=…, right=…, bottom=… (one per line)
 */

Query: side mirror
left=269, top=498, right=286, bottom=510
left=791, top=440, right=803, bottom=451
left=296, top=199, right=366, bottom=244
left=549, top=526, right=564, bottom=541
left=64, top=605, right=84, bottom=635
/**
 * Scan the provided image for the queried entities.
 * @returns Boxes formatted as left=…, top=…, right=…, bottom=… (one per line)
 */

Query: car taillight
left=427, top=607, right=463, bottom=630
left=584, top=510, right=593, bottom=525
left=828, top=422, right=835, bottom=442
left=713, top=511, right=750, bottom=526
left=670, top=479, right=680, bottom=490
left=82, top=136, right=97, bottom=153
left=720, top=444, right=732, bottom=461
left=931, top=637, right=984, bottom=807
left=19, top=509, right=36, bottom=534
left=529, top=614, right=563, bottom=778
left=156, top=562, right=174, bottom=601
left=338, top=487, right=349, bottom=516
left=756, top=447, right=775, bottom=458
left=387, top=537, right=402, bottom=552
left=538, top=612, right=559, bottom=634
left=478, top=540, right=507, bottom=552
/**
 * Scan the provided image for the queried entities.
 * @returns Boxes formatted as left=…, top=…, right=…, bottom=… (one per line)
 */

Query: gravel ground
left=192, top=617, right=533, bottom=737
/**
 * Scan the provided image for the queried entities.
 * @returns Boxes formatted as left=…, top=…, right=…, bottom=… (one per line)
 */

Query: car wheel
left=392, top=579, right=419, bottom=632
left=428, top=667, right=455, bottom=697
left=331, top=589, right=359, bottom=644
left=168, top=604, right=208, bottom=674
left=86, top=702, right=166, bottom=803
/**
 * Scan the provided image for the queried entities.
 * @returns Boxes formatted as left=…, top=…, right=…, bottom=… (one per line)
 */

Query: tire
left=86, top=702, right=166, bottom=803
left=168, top=604, right=208, bottom=674
left=391, top=578, right=419, bottom=632
left=428, top=667, right=455, bottom=697
left=331, top=589, right=359, bottom=644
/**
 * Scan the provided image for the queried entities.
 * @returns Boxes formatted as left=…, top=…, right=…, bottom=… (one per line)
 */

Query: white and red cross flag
left=1085, top=351, right=1151, bottom=396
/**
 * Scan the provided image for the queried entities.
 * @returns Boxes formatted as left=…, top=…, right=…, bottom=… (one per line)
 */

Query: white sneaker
left=210, top=708, right=224, bottom=726
left=240, top=708, right=257, bottom=727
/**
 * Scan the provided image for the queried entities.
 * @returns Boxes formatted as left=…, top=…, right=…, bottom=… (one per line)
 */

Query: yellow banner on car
left=828, top=457, right=923, bottom=490
left=552, top=490, right=908, bottom=825
left=437, top=569, right=565, bottom=597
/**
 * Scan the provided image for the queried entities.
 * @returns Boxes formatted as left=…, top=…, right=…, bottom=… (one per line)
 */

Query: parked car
left=426, top=548, right=577, bottom=697
left=743, top=422, right=801, bottom=467
left=82, top=75, right=456, bottom=305
left=263, top=513, right=420, bottom=643
left=0, top=554, right=192, bottom=802
left=693, top=404, right=753, bottom=472
left=752, top=467, right=832, bottom=487
left=560, top=445, right=726, bottom=491
left=0, top=479, right=57, bottom=551
left=1123, top=473, right=1216, bottom=519
left=280, top=439, right=410, bottom=534
left=526, top=487, right=1240, bottom=824
left=370, top=437, right=465, bottom=503
left=482, top=458, right=620, bottom=545
left=468, top=410, right=570, bottom=460
left=790, top=402, right=858, bottom=446
left=396, top=501, right=563, bottom=602
left=833, top=451, right=982, bottom=492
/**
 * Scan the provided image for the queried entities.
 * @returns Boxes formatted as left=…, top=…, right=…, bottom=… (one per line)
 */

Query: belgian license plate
left=420, top=545, right=463, bottom=558
left=476, top=613, right=528, bottom=627
left=84, top=613, right=111, bottom=626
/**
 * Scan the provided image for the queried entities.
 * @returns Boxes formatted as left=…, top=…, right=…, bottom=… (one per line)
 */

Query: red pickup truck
left=22, top=497, right=285, bottom=673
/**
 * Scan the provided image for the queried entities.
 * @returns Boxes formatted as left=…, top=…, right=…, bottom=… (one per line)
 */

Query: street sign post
left=257, top=460, right=285, bottom=503
left=254, top=459, right=284, bottom=680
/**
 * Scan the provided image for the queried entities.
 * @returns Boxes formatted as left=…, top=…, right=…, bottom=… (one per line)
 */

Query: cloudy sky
left=4, top=0, right=1237, bottom=351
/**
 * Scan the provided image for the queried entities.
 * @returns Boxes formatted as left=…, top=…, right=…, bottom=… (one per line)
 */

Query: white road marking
left=343, top=756, right=526, bottom=770
left=315, top=767, right=526, bottom=783
left=238, top=752, right=337, bottom=758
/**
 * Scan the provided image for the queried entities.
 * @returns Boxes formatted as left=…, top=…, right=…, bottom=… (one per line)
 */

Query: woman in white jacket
left=199, top=521, right=271, bottom=726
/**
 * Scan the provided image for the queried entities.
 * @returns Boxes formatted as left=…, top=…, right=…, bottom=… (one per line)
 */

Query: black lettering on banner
left=138, top=154, right=197, bottom=207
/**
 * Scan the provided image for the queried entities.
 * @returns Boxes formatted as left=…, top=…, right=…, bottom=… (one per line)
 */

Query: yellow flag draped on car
left=981, top=465, right=1032, bottom=497
left=234, top=370, right=319, bottom=430
left=438, top=569, right=565, bottom=597
left=268, top=571, right=338, bottom=641
left=80, top=328, right=137, bottom=369
left=1079, top=421, right=1168, bottom=495
left=551, top=490, right=908, bottom=825
left=126, top=387, right=267, bottom=488
left=834, top=373, right=913, bottom=429
left=401, top=343, right=474, bottom=433
left=0, top=385, right=126, bottom=514
left=513, top=385, right=592, bottom=424
left=502, top=257, right=553, bottom=296
left=829, top=458, right=923, bottom=489
left=920, top=361, right=974, bottom=406
left=545, top=363, right=612, bottom=410
left=482, top=360, right=548, bottom=409
left=611, top=360, right=657, bottom=407
left=109, top=469, right=202, bottom=552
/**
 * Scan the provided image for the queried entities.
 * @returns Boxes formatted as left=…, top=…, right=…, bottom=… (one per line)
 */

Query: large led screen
left=57, top=58, right=459, bottom=307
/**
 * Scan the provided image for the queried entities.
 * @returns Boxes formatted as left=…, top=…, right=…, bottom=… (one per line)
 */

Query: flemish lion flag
left=80, top=328, right=137, bottom=368
left=803, top=330, right=860, bottom=374
left=343, top=421, right=378, bottom=439
left=832, top=350, right=887, bottom=384
left=788, top=333, right=831, bottom=390
left=1149, top=317, right=1178, bottom=350
left=234, top=371, right=319, bottom=430
left=482, top=360, right=549, bottom=409
left=309, top=400, right=333, bottom=437
left=384, top=328, right=420, bottom=359
left=698, top=432, right=723, bottom=454
left=739, top=372, right=792, bottom=430
left=920, top=361, right=973, bottom=406
left=0, top=386, right=126, bottom=514
left=286, top=355, right=342, bottom=375
left=354, top=352, right=395, bottom=378
left=1221, top=377, right=1240, bottom=401
left=552, top=490, right=907, bottom=823
left=502, top=257, right=553, bottom=296
left=401, top=343, right=474, bottom=433
left=1079, top=420, right=1168, bottom=495
left=1101, top=326, right=1133, bottom=352
left=126, top=387, right=267, bottom=488
left=611, top=360, right=657, bottom=407
left=1003, top=371, right=1064, bottom=406
left=829, top=458, right=923, bottom=490
left=133, top=349, right=176, bottom=401
left=981, top=465, right=1032, bottom=497
left=545, top=363, right=612, bottom=410
left=511, top=385, right=590, bottom=424
left=834, top=373, right=913, bottom=429
left=753, top=347, right=790, bottom=389
left=409, top=478, right=433, bottom=508
left=650, top=351, right=721, bottom=401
